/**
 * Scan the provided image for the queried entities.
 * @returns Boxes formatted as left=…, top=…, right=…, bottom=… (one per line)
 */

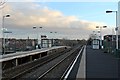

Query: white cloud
left=0, top=2, right=108, bottom=39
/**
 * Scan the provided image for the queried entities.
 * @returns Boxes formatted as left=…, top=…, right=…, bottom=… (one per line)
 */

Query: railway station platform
left=76, top=45, right=119, bottom=80
left=0, top=46, right=68, bottom=79
left=86, top=45, right=119, bottom=79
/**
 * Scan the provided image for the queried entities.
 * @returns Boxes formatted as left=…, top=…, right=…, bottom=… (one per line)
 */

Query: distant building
left=0, top=37, right=85, bottom=54
left=103, top=35, right=120, bottom=53
left=41, top=38, right=82, bottom=48
left=0, top=38, right=38, bottom=54
left=15, top=38, right=37, bottom=51
left=41, top=39, right=52, bottom=48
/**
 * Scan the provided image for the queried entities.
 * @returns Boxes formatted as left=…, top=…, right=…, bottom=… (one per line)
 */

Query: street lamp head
left=103, top=26, right=107, bottom=28
left=39, top=27, right=42, bottom=28
left=106, top=11, right=113, bottom=13
left=96, top=26, right=107, bottom=28
left=96, top=26, right=99, bottom=28
left=106, top=10, right=117, bottom=13
left=5, top=14, right=10, bottom=17
left=33, top=26, right=36, bottom=29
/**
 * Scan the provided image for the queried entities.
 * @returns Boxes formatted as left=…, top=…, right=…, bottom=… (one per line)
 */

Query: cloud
left=6, top=0, right=119, bottom=2
left=1, top=2, right=107, bottom=39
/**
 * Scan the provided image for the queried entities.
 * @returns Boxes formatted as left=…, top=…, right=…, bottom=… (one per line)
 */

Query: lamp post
left=106, top=10, right=118, bottom=50
left=2, top=14, right=10, bottom=55
left=50, top=32, right=57, bottom=46
left=50, top=31, right=57, bottom=39
left=96, top=26, right=107, bottom=49
left=92, top=31, right=97, bottom=39
left=33, top=26, right=42, bottom=48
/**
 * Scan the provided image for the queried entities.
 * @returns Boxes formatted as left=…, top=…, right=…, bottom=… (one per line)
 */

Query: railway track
left=3, top=45, right=84, bottom=80
left=36, top=46, right=84, bottom=80
left=2, top=47, right=71, bottom=80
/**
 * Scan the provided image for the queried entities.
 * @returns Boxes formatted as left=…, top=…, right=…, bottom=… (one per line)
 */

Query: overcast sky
left=0, top=0, right=119, bottom=40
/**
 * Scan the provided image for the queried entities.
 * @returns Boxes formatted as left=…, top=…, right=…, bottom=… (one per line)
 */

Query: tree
left=87, top=38, right=92, bottom=45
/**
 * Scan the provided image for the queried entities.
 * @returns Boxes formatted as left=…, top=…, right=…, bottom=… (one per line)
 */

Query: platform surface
left=0, top=46, right=66, bottom=62
left=86, top=45, right=118, bottom=79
